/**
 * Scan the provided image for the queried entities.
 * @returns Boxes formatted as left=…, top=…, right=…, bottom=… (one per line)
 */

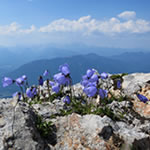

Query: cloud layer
left=0, top=11, right=150, bottom=48
left=1, top=11, right=150, bottom=36
left=39, top=11, right=150, bottom=35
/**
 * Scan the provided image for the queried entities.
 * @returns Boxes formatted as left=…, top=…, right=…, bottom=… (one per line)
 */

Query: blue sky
left=0, top=0, right=150, bottom=49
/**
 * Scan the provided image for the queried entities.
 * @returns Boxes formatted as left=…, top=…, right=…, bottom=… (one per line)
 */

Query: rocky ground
left=1, top=73, right=150, bottom=150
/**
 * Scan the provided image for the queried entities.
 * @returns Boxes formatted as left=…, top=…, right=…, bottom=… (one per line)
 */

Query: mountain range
left=0, top=51, right=150, bottom=98
left=0, top=45, right=147, bottom=76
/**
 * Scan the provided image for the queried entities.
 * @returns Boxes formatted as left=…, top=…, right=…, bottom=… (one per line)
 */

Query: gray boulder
left=0, top=98, right=50, bottom=150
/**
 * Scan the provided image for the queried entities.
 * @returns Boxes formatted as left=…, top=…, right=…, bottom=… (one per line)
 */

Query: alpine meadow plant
left=2, top=63, right=130, bottom=122
left=26, top=87, right=37, bottom=98
left=81, top=69, right=109, bottom=100
left=2, top=75, right=29, bottom=101
left=52, top=63, right=72, bottom=102
left=15, top=75, right=29, bottom=101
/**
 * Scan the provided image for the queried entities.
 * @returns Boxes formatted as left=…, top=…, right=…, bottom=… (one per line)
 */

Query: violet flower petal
left=101, top=72, right=108, bottom=79
left=2, top=77, right=13, bottom=87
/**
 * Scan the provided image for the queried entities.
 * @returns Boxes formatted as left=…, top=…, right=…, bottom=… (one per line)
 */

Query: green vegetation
left=36, top=115, right=53, bottom=138
left=110, top=73, right=128, bottom=80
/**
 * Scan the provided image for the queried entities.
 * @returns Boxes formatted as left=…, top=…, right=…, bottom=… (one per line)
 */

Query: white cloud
left=39, top=16, right=93, bottom=33
left=1, top=11, right=150, bottom=37
left=0, top=11, right=150, bottom=48
left=118, top=11, right=136, bottom=20
left=39, top=13, right=150, bottom=35
left=0, top=22, right=20, bottom=35
left=19, top=25, right=36, bottom=34
left=0, top=23, right=36, bottom=35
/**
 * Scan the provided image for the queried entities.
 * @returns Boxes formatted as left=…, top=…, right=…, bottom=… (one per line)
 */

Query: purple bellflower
left=15, top=77, right=25, bottom=86
left=22, top=75, right=27, bottom=80
left=26, top=87, right=37, bottom=98
left=81, top=80, right=89, bottom=87
left=59, top=64, right=70, bottom=76
left=52, top=83, right=60, bottom=94
left=2, top=77, right=13, bottom=87
left=22, top=75, right=29, bottom=88
left=12, top=92, right=21, bottom=101
left=49, top=81, right=55, bottom=86
left=82, top=75, right=88, bottom=80
left=86, top=69, right=95, bottom=78
left=53, top=73, right=66, bottom=85
left=83, top=85, right=97, bottom=97
left=86, top=82, right=97, bottom=87
left=99, top=88, right=108, bottom=99
left=43, top=70, right=49, bottom=76
left=32, top=87, right=37, bottom=95
left=101, top=72, right=108, bottom=79
left=117, top=80, right=121, bottom=89
left=89, top=74, right=99, bottom=83
left=63, top=96, right=71, bottom=104
left=136, top=93, right=149, bottom=103
left=38, top=76, right=43, bottom=86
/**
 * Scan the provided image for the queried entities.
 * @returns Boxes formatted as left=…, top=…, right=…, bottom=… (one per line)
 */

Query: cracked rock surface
left=0, top=73, right=150, bottom=150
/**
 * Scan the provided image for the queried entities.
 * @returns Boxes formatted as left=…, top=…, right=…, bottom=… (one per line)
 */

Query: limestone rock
left=122, top=73, right=150, bottom=97
left=0, top=98, right=50, bottom=150
left=1, top=73, right=150, bottom=150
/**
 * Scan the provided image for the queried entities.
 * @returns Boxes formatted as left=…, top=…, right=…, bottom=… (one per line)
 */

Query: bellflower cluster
left=2, top=75, right=29, bottom=101
left=53, top=73, right=67, bottom=85
left=15, top=75, right=28, bottom=88
left=49, top=81, right=60, bottom=94
left=59, top=64, right=70, bottom=76
left=54, top=64, right=71, bottom=85
left=81, top=69, right=99, bottom=97
left=52, top=64, right=72, bottom=103
left=81, top=69, right=108, bottom=99
left=37, top=65, right=71, bottom=99
left=83, top=84, right=97, bottom=97
left=52, top=63, right=71, bottom=88
left=99, top=88, right=108, bottom=99
left=38, top=63, right=71, bottom=101
left=26, top=87, right=37, bottom=98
